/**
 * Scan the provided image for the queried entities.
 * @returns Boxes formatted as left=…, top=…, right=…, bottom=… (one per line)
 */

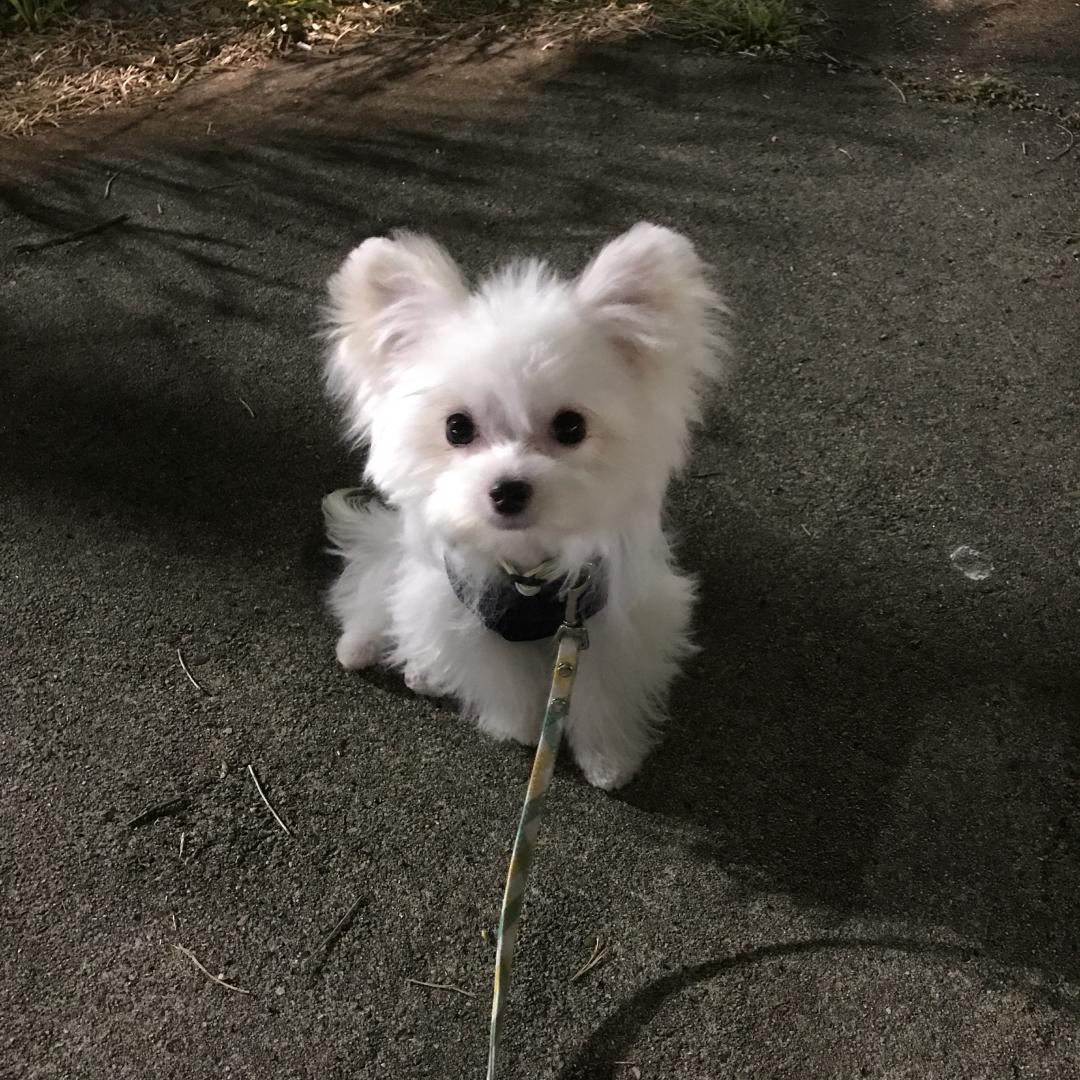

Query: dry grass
left=1, top=4, right=265, bottom=137
left=1, top=0, right=812, bottom=138
left=0, top=2, right=400, bottom=137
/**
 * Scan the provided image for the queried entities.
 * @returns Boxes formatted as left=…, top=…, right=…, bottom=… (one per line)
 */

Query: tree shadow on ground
left=558, top=935, right=1080, bottom=1078
left=1, top=42, right=914, bottom=546
left=629, top=507, right=1080, bottom=959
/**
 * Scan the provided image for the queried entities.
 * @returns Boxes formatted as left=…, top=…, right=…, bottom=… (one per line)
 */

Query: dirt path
left=820, top=0, right=1080, bottom=104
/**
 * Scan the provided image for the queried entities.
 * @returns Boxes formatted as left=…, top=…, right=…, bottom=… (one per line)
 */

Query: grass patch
left=4, top=0, right=66, bottom=33
left=653, top=0, right=809, bottom=52
left=942, top=73, right=1038, bottom=110
left=245, top=0, right=336, bottom=43
left=380, top=0, right=811, bottom=52
left=893, top=68, right=1079, bottom=129
left=242, top=0, right=813, bottom=52
left=1, top=0, right=814, bottom=138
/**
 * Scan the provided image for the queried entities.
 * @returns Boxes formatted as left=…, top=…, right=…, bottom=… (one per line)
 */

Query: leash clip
left=556, top=565, right=594, bottom=650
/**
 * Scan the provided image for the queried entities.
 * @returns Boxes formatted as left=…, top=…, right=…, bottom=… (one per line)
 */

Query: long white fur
left=322, top=223, right=728, bottom=789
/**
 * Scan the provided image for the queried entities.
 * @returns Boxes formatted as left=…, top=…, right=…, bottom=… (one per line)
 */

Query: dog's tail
left=321, top=487, right=393, bottom=557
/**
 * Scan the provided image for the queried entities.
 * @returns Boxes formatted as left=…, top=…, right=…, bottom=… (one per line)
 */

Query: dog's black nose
left=489, top=479, right=532, bottom=517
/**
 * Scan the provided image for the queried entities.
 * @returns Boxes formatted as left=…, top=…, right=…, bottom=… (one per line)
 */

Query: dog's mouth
left=491, top=513, right=534, bottom=533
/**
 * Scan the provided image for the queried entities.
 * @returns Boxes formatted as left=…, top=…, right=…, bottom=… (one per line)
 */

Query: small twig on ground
left=315, top=895, right=365, bottom=956
left=247, top=764, right=292, bottom=836
left=177, top=647, right=209, bottom=694
left=1049, top=124, right=1076, bottom=162
left=14, top=214, right=128, bottom=254
left=801, top=523, right=813, bottom=538
left=206, top=121, right=214, bottom=135
left=819, top=51, right=854, bottom=71
left=171, top=911, right=179, bottom=933
left=237, top=396, right=255, bottom=419
left=179, top=831, right=186, bottom=858
left=172, top=943, right=251, bottom=995
left=405, top=978, right=476, bottom=999
left=1022, top=141, right=1028, bottom=157
left=691, top=470, right=724, bottom=480
left=126, top=794, right=190, bottom=828
left=104, top=172, right=119, bottom=199
left=837, top=147, right=852, bottom=159
left=127, top=223, right=245, bottom=248
left=883, top=76, right=907, bottom=104
left=570, top=937, right=609, bottom=982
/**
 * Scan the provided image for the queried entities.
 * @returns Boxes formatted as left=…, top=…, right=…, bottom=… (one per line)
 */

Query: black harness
left=446, top=559, right=607, bottom=643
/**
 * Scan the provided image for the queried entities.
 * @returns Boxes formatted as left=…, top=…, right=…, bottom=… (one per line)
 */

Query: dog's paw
left=335, top=631, right=381, bottom=671
left=578, top=754, right=640, bottom=791
left=476, top=710, right=541, bottom=747
left=404, top=663, right=442, bottom=698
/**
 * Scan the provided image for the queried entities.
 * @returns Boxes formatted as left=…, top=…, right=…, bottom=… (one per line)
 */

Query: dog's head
left=325, top=224, right=727, bottom=561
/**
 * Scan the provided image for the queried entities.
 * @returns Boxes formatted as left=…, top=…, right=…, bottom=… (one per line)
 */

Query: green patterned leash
left=486, top=568, right=593, bottom=1080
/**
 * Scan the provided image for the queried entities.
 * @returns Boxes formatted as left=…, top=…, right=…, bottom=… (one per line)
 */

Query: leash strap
left=486, top=572, right=592, bottom=1080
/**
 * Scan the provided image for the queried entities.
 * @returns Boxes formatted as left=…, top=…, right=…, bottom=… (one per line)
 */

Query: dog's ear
left=325, top=232, right=467, bottom=429
left=575, top=223, right=723, bottom=375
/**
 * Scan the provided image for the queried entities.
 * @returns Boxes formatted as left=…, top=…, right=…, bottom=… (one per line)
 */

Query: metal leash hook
left=557, top=564, right=593, bottom=651
left=486, top=565, right=594, bottom=1080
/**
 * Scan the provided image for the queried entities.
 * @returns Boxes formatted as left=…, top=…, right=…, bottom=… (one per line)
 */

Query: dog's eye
left=445, top=412, right=476, bottom=446
left=551, top=410, right=587, bottom=446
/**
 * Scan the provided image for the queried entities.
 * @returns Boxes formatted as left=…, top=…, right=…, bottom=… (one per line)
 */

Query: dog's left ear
left=575, top=223, right=723, bottom=375
left=327, top=231, right=467, bottom=358
left=325, top=231, right=468, bottom=437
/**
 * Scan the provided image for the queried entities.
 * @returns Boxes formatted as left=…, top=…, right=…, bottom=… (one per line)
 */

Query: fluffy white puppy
left=322, top=224, right=727, bottom=789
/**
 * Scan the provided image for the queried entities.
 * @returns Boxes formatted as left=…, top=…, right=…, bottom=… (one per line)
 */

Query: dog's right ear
left=325, top=232, right=467, bottom=430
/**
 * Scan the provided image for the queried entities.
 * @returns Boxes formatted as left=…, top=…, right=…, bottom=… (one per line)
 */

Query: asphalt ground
left=3, top=10, right=1080, bottom=1078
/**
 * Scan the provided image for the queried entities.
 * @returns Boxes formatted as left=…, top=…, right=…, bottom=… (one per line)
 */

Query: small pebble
left=950, top=545, right=994, bottom=581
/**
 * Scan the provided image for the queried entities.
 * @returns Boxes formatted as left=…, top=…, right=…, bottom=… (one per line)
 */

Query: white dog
left=322, top=224, right=727, bottom=789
